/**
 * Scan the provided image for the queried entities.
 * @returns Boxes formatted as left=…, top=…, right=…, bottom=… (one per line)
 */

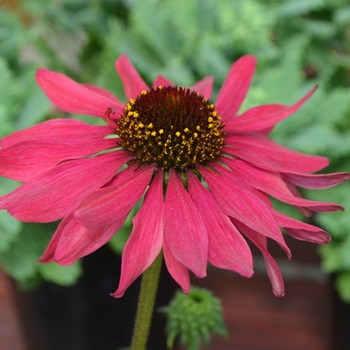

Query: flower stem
left=130, top=252, right=163, bottom=350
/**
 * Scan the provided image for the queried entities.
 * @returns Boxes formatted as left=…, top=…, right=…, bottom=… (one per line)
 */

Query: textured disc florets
left=116, top=86, right=225, bottom=170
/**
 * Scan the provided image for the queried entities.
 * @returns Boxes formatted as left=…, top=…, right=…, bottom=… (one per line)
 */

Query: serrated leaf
left=317, top=88, right=350, bottom=125
left=0, top=223, right=54, bottom=282
left=285, top=124, right=339, bottom=154
left=242, top=35, right=309, bottom=112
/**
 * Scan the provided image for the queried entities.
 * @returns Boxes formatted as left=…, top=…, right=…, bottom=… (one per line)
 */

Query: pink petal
left=115, top=54, right=149, bottom=100
left=191, top=76, right=214, bottom=100
left=235, top=220, right=285, bottom=297
left=187, top=171, right=253, bottom=277
left=164, top=169, right=208, bottom=278
left=60, top=221, right=124, bottom=265
left=0, top=119, right=113, bottom=149
left=74, top=165, right=154, bottom=228
left=0, top=151, right=130, bottom=222
left=199, top=165, right=290, bottom=257
left=36, top=69, right=123, bottom=117
left=284, top=182, right=314, bottom=217
left=40, top=214, right=124, bottom=265
left=215, top=55, right=257, bottom=120
left=163, top=238, right=190, bottom=294
left=152, top=75, right=174, bottom=88
left=39, top=214, right=69, bottom=262
left=225, top=86, right=317, bottom=132
left=224, top=132, right=329, bottom=173
left=112, top=171, right=164, bottom=298
left=82, top=84, right=122, bottom=102
left=224, top=158, right=343, bottom=212
left=273, top=211, right=331, bottom=244
left=283, top=172, right=350, bottom=189
left=0, top=138, right=117, bottom=181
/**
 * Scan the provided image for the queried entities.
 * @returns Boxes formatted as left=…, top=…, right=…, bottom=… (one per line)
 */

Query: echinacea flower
left=0, top=55, right=348, bottom=297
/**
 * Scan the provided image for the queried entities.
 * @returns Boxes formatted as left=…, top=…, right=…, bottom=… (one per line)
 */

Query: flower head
left=0, top=55, right=348, bottom=297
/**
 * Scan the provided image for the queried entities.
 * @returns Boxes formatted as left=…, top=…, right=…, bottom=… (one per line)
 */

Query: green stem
left=130, top=252, right=163, bottom=350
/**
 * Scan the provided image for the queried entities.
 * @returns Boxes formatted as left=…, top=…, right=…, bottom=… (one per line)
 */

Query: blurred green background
left=1, top=0, right=350, bottom=302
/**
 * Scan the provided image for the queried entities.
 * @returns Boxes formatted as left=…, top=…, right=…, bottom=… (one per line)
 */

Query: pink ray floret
left=0, top=54, right=349, bottom=298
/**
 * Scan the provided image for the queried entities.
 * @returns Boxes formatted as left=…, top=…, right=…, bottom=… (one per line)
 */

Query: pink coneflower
left=0, top=55, right=348, bottom=297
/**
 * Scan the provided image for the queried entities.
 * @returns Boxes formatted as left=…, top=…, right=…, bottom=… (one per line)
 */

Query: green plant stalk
left=130, top=252, right=163, bottom=350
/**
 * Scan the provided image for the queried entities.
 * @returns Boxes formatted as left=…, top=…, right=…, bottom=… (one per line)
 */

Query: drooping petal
left=152, top=75, right=174, bottom=88
left=112, top=171, right=164, bottom=298
left=191, top=76, right=214, bottom=100
left=164, top=169, right=208, bottom=278
left=39, top=214, right=70, bottom=262
left=36, top=69, right=123, bottom=117
left=0, top=119, right=113, bottom=149
left=225, top=86, right=317, bottom=132
left=224, top=158, right=343, bottom=212
left=273, top=211, right=331, bottom=244
left=163, top=238, right=190, bottom=294
left=187, top=171, right=253, bottom=277
left=74, top=165, right=154, bottom=228
left=215, top=55, right=257, bottom=120
left=199, top=165, right=290, bottom=257
left=234, top=220, right=285, bottom=297
left=282, top=172, right=350, bottom=189
left=40, top=214, right=124, bottom=265
left=0, top=151, right=130, bottom=222
left=115, top=54, right=149, bottom=100
left=49, top=167, right=147, bottom=263
left=223, top=133, right=329, bottom=173
left=0, top=138, right=117, bottom=181
left=284, top=182, right=314, bottom=217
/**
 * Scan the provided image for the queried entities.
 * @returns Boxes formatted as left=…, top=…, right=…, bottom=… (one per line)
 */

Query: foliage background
left=1, top=0, right=350, bottom=301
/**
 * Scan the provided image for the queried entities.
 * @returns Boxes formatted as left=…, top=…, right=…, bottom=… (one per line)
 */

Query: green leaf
left=0, top=57, right=20, bottom=130
left=279, top=0, right=325, bottom=16
left=316, top=88, right=350, bottom=126
left=0, top=210, right=22, bottom=252
left=301, top=19, right=337, bottom=39
left=335, top=272, right=350, bottom=303
left=285, top=124, right=339, bottom=155
left=319, top=243, right=345, bottom=272
left=0, top=10, right=28, bottom=63
left=15, top=69, right=51, bottom=130
left=0, top=223, right=54, bottom=281
left=38, top=260, right=83, bottom=286
left=0, top=178, right=22, bottom=252
left=334, top=6, right=350, bottom=25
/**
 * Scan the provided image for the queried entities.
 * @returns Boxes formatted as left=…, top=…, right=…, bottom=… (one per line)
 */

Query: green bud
left=160, top=286, right=228, bottom=350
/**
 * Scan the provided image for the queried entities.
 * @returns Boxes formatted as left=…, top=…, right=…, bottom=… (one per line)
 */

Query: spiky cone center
left=116, top=86, right=225, bottom=170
